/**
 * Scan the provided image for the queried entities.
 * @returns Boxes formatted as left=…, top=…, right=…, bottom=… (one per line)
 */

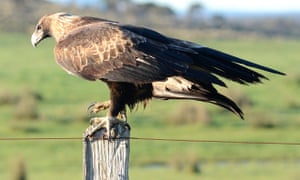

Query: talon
left=85, top=116, right=126, bottom=140
left=87, top=100, right=111, bottom=115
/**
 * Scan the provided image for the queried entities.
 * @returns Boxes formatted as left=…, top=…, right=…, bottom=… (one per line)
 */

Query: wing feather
left=54, top=22, right=185, bottom=82
left=54, top=19, right=284, bottom=86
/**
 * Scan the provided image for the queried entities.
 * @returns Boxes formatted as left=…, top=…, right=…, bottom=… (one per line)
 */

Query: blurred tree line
left=1, top=0, right=300, bottom=39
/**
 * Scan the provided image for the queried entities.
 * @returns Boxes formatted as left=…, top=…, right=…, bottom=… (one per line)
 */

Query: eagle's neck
left=49, top=15, right=82, bottom=42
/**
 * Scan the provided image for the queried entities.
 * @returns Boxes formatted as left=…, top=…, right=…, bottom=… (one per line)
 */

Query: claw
left=87, top=100, right=111, bottom=115
left=85, top=101, right=129, bottom=140
left=86, top=116, right=127, bottom=140
left=87, top=101, right=128, bottom=122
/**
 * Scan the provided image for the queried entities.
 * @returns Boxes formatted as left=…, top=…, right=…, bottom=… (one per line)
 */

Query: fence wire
left=0, top=137, right=299, bottom=146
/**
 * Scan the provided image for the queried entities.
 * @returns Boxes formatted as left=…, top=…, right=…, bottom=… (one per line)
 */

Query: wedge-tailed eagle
left=31, top=12, right=284, bottom=136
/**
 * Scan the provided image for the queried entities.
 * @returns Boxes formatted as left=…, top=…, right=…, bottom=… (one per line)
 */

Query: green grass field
left=0, top=32, right=299, bottom=179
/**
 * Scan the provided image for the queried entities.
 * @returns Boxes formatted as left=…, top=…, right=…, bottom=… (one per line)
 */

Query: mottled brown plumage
left=31, top=12, right=284, bottom=122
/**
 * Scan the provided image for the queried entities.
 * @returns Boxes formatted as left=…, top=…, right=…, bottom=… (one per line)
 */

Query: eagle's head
left=31, top=12, right=74, bottom=47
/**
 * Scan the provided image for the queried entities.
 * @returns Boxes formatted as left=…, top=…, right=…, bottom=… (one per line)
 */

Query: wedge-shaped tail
left=153, top=77, right=244, bottom=119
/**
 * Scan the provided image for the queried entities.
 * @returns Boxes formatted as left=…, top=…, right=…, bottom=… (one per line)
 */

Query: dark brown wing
left=123, top=25, right=285, bottom=84
left=55, top=20, right=284, bottom=86
left=54, top=21, right=189, bottom=83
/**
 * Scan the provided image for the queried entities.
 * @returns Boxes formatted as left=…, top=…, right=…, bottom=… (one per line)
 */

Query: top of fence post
left=83, top=121, right=130, bottom=180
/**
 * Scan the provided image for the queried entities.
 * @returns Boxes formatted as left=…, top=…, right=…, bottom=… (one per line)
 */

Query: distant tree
left=131, top=2, right=175, bottom=27
left=101, top=0, right=132, bottom=13
left=211, top=14, right=227, bottom=28
left=185, top=2, right=205, bottom=28
left=13, top=0, right=25, bottom=4
left=187, top=2, right=204, bottom=19
left=135, top=2, right=174, bottom=16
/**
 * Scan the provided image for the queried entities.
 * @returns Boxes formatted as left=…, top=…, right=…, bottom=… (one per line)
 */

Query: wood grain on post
left=83, top=122, right=130, bottom=180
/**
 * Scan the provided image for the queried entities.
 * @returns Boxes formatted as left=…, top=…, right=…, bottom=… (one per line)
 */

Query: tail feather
left=152, top=77, right=244, bottom=119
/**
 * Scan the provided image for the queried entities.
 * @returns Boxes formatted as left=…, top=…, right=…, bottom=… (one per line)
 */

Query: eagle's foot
left=87, top=101, right=111, bottom=115
left=87, top=101, right=128, bottom=123
left=85, top=116, right=130, bottom=140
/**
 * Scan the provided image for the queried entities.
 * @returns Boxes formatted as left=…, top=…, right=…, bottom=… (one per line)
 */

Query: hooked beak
left=31, top=33, right=41, bottom=47
left=31, top=31, right=48, bottom=47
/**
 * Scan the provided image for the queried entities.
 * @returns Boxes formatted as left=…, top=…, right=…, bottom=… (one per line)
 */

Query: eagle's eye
left=36, top=25, right=42, bottom=31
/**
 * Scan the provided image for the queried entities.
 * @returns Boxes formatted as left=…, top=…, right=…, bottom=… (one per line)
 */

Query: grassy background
left=0, top=33, right=299, bottom=179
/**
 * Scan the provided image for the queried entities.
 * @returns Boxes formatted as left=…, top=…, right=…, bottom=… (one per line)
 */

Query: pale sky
left=50, top=0, right=300, bottom=14
left=134, top=0, right=300, bottom=13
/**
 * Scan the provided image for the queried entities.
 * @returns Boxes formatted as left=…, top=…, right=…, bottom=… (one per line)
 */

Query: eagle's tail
left=152, top=77, right=244, bottom=119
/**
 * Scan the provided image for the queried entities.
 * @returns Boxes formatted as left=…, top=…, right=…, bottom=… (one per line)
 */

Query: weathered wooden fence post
left=83, top=121, right=130, bottom=180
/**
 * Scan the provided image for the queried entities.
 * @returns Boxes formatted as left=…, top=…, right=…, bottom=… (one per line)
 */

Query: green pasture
left=0, top=33, right=299, bottom=179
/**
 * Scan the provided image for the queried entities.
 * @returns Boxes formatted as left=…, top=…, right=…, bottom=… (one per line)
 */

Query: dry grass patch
left=167, top=102, right=211, bottom=126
